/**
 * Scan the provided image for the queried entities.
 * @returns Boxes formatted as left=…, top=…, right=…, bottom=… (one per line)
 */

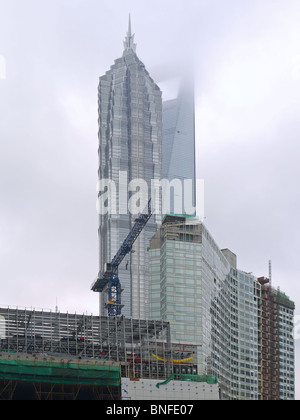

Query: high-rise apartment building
left=149, top=215, right=233, bottom=396
left=148, top=215, right=295, bottom=400
left=96, top=18, right=162, bottom=318
left=232, top=268, right=260, bottom=399
left=258, top=277, right=295, bottom=400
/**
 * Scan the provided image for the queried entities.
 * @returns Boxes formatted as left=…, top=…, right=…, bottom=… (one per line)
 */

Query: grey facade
left=278, top=300, right=295, bottom=400
left=97, top=20, right=162, bottom=319
left=234, top=270, right=260, bottom=399
left=162, top=84, right=196, bottom=215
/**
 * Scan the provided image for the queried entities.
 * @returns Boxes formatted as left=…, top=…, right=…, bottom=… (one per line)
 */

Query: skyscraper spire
left=128, top=13, right=132, bottom=37
left=123, top=14, right=136, bottom=53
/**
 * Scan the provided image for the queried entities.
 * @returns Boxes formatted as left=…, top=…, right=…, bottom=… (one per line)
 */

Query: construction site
left=0, top=199, right=221, bottom=401
left=258, top=277, right=295, bottom=400
left=0, top=306, right=219, bottom=400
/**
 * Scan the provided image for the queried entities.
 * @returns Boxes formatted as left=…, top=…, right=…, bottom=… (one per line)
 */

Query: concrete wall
left=122, top=378, right=219, bottom=400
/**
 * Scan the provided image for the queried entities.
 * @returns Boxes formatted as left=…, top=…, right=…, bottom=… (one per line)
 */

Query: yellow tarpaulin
left=152, top=354, right=194, bottom=363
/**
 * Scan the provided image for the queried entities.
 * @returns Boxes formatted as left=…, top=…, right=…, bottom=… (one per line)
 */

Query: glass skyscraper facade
left=149, top=216, right=232, bottom=392
left=97, top=20, right=162, bottom=318
left=162, top=84, right=196, bottom=215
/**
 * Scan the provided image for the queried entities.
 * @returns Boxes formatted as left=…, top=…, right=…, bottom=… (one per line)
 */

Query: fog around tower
left=0, top=0, right=299, bottom=397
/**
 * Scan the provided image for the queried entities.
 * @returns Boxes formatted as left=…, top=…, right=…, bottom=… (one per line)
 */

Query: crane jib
left=91, top=199, right=153, bottom=312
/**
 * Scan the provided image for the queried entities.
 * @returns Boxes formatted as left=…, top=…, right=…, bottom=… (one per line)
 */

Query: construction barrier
left=0, top=357, right=121, bottom=387
left=156, top=373, right=218, bottom=388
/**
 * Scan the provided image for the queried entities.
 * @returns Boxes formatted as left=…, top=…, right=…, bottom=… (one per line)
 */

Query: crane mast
left=92, top=199, right=152, bottom=317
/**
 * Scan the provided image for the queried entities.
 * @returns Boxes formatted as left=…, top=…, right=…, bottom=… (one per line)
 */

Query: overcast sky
left=0, top=0, right=299, bottom=398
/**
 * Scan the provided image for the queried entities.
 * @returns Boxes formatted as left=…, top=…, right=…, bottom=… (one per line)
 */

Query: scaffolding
left=0, top=307, right=197, bottom=383
left=257, top=277, right=295, bottom=400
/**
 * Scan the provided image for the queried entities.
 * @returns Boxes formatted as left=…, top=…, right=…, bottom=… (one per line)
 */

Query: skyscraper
left=149, top=215, right=232, bottom=389
left=96, top=18, right=162, bottom=319
left=162, top=84, right=196, bottom=215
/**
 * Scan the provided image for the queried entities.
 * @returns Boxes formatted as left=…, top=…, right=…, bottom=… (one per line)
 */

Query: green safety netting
left=0, top=358, right=121, bottom=387
left=156, top=373, right=218, bottom=388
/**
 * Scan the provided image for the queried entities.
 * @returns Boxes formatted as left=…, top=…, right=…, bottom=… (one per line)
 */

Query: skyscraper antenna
left=55, top=297, right=59, bottom=313
left=123, top=14, right=136, bottom=52
left=269, top=260, right=272, bottom=288
left=128, top=14, right=132, bottom=37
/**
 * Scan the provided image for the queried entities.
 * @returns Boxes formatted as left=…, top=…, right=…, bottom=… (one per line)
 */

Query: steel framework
left=92, top=200, right=152, bottom=316
left=0, top=307, right=197, bottom=380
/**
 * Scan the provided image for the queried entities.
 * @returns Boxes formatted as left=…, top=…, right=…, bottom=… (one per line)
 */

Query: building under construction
left=0, top=306, right=212, bottom=400
left=258, top=277, right=295, bottom=400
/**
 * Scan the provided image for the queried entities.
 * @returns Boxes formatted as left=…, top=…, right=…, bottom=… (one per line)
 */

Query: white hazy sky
left=0, top=0, right=299, bottom=398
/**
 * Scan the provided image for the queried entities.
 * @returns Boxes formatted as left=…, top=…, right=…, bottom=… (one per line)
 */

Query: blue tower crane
left=92, top=199, right=153, bottom=317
